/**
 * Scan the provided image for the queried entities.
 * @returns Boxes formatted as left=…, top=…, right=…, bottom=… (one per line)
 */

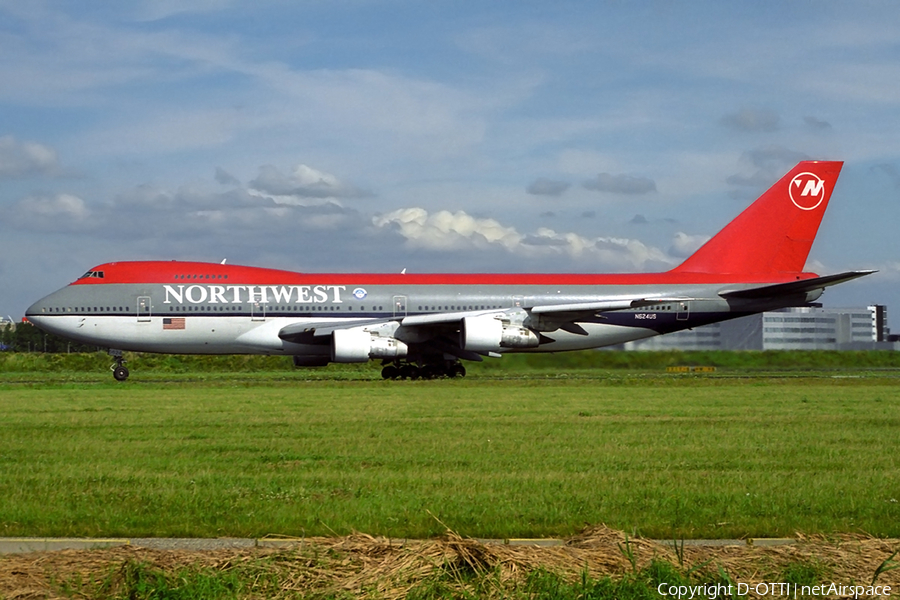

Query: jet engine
left=332, top=328, right=409, bottom=363
left=459, top=315, right=540, bottom=353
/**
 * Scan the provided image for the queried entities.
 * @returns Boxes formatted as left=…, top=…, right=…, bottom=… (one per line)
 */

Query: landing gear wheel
left=399, top=364, right=420, bottom=380
left=448, top=363, right=466, bottom=378
left=109, top=351, right=129, bottom=381
left=421, top=365, right=442, bottom=380
left=383, top=360, right=464, bottom=381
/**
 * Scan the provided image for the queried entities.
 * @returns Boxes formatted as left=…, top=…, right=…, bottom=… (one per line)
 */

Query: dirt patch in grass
left=2, top=527, right=898, bottom=599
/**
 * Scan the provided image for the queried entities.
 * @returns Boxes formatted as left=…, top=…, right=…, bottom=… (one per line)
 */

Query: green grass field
left=1, top=354, right=899, bottom=540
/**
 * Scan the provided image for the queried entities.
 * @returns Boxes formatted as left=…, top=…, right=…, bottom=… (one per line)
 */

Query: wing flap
left=530, top=298, right=652, bottom=314
left=401, top=309, right=503, bottom=327
left=278, top=318, right=392, bottom=343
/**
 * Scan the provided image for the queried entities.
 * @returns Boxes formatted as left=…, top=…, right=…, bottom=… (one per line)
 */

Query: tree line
left=0, top=322, right=103, bottom=353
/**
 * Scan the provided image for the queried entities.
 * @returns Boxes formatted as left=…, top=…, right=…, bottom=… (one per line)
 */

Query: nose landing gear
left=109, top=349, right=129, bottom=381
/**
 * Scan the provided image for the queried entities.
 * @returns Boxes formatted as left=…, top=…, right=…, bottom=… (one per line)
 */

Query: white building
left=625, top=305, right=897, bottom=351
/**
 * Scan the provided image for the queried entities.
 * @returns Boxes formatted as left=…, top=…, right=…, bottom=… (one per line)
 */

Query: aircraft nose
left=25, top=297, right=50, bottom=328
left=25, top=298, right=43, bottom=318
left=25, top=289, right=62, bottom=326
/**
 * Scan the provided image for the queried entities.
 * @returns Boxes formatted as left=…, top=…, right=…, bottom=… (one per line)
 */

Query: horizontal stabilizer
left=718, top=270, right=876, bottom=299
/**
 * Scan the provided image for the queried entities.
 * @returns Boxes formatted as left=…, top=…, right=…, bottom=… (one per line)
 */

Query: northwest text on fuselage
left=163, top=284, right=347, bottom=305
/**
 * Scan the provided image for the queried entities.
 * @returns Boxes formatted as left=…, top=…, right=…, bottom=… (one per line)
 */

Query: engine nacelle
left=459, top=315, right=540, bottom=352
left=332, top=328, right=409, bottom=363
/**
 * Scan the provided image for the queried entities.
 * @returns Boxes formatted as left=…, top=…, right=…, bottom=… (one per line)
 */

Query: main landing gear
left=381, top=360, right=466, bottom=380
left=109, top=349, right=129, bottom=381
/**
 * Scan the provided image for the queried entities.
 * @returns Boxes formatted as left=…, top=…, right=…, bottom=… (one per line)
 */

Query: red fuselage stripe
left=71, top=261, right=819, bottom=287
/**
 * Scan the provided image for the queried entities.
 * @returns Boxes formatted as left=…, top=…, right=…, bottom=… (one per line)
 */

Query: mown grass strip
left=1, top=374, right=898, bottom=540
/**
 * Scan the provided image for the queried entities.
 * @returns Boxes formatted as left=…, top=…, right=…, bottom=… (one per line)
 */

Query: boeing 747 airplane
left=26, top=161, right=872, bottom=380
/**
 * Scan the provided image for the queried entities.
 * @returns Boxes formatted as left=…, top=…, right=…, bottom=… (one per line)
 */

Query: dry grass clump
left=1, top=527, right=898, bottom=599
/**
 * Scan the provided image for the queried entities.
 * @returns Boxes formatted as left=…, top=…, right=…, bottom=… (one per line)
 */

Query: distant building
left=0, top=317, right=13, bottom=350
left=625, top=305, right=898, bottom=351
left=872, top=305, right=888, bottom=342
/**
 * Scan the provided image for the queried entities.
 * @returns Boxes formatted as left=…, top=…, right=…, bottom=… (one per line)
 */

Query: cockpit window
left=79, top=270, right=105, bottom=279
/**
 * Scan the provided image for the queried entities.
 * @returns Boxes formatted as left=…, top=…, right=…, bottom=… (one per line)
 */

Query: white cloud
left=12, top=193, right=91, bottom=232
left=249, top=164, right=370, bottom=201
left=373, top=207, right=675, bottom=271
left=373, top=208, right=522, bottom=251
left=669, top=232, right=710, bottom=258
left=0, top=135, right=60, bottom=178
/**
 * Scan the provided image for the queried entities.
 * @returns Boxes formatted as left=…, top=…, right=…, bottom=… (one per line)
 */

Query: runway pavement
left=0, top=537, right=797, bottom=554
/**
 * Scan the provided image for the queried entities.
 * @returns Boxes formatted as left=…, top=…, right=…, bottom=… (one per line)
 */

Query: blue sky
left=2, top=1, right=899, bottom=322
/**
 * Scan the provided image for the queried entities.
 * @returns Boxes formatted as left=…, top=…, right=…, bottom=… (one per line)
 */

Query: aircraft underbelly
left=26, top=315, right=317, bottom=355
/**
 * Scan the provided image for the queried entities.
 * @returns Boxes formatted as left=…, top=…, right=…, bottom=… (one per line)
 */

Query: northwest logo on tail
left=789, top=172, right=826, bottom=210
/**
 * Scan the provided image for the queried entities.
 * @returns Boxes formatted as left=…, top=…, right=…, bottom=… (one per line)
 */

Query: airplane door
left=393, top=295, right=407, bottom=317
left=137, top=296, right=151, bottom=322
left=251, top=301, right=266, bottom=322
left=676, top=301, right=690, bottom=321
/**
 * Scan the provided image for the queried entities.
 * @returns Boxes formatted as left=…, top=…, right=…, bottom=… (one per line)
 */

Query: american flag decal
left=163, top=317, right=186, bottom=330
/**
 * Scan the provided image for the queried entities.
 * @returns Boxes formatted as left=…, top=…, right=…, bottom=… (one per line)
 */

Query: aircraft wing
left=529, top=297, right=691, bottom=315
left=399, top=297, right=689, bottom=326
left=718, top=270, right=876, bottom=299
left=395, top=298, right=671, bottom=349
left=280, top=295, right=693, bottom=342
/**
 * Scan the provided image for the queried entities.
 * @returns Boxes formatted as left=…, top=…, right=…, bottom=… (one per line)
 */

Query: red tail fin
left=671, top=161, right=843, bottom=276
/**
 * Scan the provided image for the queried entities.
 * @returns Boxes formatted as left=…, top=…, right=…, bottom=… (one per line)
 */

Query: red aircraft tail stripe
left=670, top=161, right=843, bottom=276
